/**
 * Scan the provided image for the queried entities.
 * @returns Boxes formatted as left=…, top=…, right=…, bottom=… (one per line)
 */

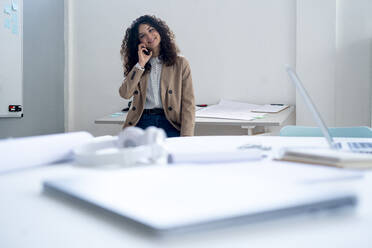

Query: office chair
left=279, top=125, right=372, bottom=138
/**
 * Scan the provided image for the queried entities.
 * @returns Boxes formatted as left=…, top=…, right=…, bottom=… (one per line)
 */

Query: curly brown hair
left=120, top=15, right=179, bottom=76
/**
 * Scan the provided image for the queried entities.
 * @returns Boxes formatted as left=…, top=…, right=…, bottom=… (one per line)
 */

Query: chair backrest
left=279, top=125, right=372, bottom=138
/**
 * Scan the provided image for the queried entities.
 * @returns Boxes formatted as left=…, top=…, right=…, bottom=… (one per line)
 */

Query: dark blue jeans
left=136, top=112, right=180, bottom=138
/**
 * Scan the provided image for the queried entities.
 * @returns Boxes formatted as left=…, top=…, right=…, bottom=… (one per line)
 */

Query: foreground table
left=1, top=136, right=372, bottom=248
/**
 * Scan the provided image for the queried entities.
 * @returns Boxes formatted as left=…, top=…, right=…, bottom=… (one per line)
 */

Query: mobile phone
left=143, top=48, right=151, bottom=56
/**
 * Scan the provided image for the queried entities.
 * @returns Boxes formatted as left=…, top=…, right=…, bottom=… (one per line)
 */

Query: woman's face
left=138, top=24, right=161, bottom=49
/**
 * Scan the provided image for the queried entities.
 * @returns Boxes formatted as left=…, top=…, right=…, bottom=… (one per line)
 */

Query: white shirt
left=135, top=57, right=163, bottom=109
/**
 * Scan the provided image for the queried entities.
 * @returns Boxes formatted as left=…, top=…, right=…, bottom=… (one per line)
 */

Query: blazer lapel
left=139, top=72, right=149, bottom=99
left=160, top=64, right=171, bottom=101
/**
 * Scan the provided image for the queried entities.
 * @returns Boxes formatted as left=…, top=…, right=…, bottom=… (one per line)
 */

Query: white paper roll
left=0, top=132, right=93, bottom=173
left=168, top=150, right=262, bottom=164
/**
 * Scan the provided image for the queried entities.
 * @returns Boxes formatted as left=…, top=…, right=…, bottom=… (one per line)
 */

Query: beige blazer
left=119, top=56, right=195, bottom=136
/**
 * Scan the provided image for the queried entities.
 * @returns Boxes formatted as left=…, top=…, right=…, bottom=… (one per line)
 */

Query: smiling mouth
left=148, top=37, right=157, bottom=44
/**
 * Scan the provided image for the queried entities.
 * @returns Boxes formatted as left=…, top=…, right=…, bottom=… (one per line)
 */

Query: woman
left=119, top=15, right=195, bottom=137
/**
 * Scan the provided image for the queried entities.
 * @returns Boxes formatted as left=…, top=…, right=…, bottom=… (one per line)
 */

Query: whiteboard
left=0, top=0, right=22, bottom=118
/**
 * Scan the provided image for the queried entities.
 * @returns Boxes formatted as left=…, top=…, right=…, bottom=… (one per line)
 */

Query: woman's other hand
left=138, top=43, right=152, bottom=67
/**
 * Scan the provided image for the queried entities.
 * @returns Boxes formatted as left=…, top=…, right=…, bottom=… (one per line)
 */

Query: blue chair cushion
left=279, top=125, right=372, bottom=138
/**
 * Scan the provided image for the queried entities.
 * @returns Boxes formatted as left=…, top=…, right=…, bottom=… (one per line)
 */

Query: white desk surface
left=94, top=106, right=295, bottom=127
left=1, top=136, right=372, bottom=248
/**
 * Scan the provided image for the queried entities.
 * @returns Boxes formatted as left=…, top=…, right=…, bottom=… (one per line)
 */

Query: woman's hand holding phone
left=138, top=43, right=152, bottom=68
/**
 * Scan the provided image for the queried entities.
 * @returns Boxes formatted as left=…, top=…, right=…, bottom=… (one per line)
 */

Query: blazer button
left=132, top=106, right=136, bottom=111
left=128, top=122, right=133, bottom=125
left=168, top=90, right=172, bottom=94
left=134, top=90, right=139, bottom=95
left=168, top=106, right=173, bottom=111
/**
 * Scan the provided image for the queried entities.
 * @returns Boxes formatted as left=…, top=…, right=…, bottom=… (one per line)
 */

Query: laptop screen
left=285, top=65, right=337, bottom=149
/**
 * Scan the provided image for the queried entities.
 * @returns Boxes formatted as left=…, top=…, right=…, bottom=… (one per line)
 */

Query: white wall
left=67, top=0, right=372, bottom=136
left=296, top=0, right=337, bottom=126
left=335, top=0, right=372, bottom=126
left=296, top=0, right=372, bottom=127
left=0, top=0, right=65, bottom=138
left=66, top=0, right=296, bottom=136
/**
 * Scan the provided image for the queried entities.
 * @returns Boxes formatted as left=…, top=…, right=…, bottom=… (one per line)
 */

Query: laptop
left=285, top=65, right=372, bottom=153
left=43, top=164, right=358, bottom=235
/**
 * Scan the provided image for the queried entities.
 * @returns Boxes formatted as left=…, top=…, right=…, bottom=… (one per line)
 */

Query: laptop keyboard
left=336, top=142, right=372, bottom=154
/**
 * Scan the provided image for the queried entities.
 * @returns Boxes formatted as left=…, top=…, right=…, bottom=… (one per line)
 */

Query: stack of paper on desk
left=277, top=147, right=372, bottom=169
left=196, top=99, right=266, bottom=120
left=251, top=104, right=289, bottom=113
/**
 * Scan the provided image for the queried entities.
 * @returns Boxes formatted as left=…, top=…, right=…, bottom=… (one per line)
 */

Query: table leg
left=241, top=126, right=256, bottom=135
